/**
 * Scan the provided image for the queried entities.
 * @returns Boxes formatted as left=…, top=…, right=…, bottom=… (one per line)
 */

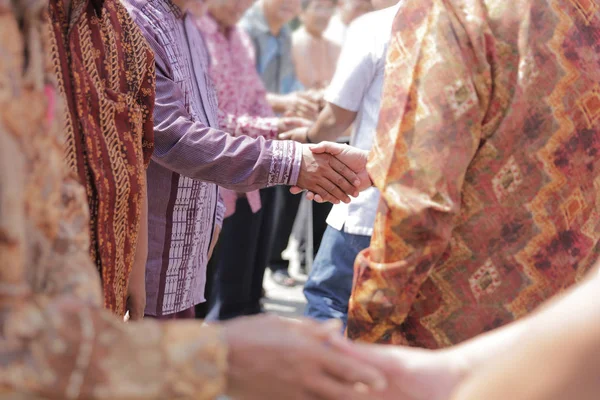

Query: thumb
left=309, top=141, right=345, bottom=155
left=330, top=335, right=392, bottom=369
left=286, top=117, right=312, bottom=128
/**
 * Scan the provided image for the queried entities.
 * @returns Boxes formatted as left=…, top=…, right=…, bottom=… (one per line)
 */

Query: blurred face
left=265, top=0, right=303, bottom=25
left=208, top=0, right=255, bottom=28
left=301, top=0, right=336, bottom=35
left=339, top=0, right=372, bottom=24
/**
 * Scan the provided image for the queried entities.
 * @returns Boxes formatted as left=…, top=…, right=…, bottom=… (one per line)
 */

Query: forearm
left=266, top=93, right=289, bottom=114
left=307, top=103, right=355, bottom=143
left=452, top=271, right=600, bottom=370
left=452, top=272, right=600, bottom=400
left=153, top=72, right=302, bottom=190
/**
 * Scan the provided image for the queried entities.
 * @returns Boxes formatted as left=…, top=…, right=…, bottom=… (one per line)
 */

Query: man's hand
left=293, top=142, right=371, bottom=202
left=126, top=263, right=146, bottom=321
left=223, top=315, right=387, bottom=400
left=279, top=126, right=310, bottom=142
left=208, top=224, right=221, bottom=260
left=283, top=92, right=320, bottom=120
left=331, top=337, right=468, bottom=400
left=296, top=144, right=362, bottom=204
left=277, top=116, right=311, bottom=134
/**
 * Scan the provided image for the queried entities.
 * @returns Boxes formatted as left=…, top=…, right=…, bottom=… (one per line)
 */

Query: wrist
left=305, top=129, right=313, bottom=144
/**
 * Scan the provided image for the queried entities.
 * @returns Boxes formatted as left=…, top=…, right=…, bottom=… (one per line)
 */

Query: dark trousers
left=269, top=186, right=332, bottom=271
left=205, top=188, right=277, bottom=321
left=195, top=240, right=220, bottom=319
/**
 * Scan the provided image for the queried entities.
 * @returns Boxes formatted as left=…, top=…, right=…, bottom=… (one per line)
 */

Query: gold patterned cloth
left=0, top=1, right=226, bottom=398
left=48, top=0, right=155, bottom=316
left=348, top=0, right=600, bottom=347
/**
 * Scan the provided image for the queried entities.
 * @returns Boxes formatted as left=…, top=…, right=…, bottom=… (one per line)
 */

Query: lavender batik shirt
left=125, top=0, right=302, bottom=316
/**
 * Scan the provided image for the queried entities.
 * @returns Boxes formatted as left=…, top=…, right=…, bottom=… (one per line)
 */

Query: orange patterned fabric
left=48, top=0, right=155, bottom=316
left=348, top=0, right=600, bottom=348
left=0, top=1, right=226, bottom=398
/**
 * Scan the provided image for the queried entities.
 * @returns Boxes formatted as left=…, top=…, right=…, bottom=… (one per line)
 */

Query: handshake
left=294, top=141, right=372, bottom=204
left=222, top=314, right=468, bottom=400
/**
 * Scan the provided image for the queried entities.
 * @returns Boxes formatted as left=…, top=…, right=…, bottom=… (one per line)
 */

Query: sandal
left=271, top=270, right=297, bottom=287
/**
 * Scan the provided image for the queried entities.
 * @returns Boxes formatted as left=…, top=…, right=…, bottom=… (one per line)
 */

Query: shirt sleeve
left=325, top=18, right=377, bottom=112
left=347, top=1, right=491, bottom=344
left=152, top=64, right=301, bottom=189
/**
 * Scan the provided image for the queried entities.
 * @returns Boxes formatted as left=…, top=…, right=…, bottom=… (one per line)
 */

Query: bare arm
left=280, top=102, right=357, bottom=143
left=451, top=269, right=600, bottom=400
left=126, top=179, right=148, bottom=321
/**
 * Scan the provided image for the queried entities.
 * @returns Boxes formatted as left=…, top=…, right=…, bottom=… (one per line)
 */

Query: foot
left=271, top=270, right=297, bottom=287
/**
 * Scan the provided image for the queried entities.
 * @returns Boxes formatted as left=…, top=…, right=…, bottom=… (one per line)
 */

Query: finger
left=312, top=183, right=341, bottom=205
left=318, top=175, right=351, bottom=204
left=328, top=157, right=361, bottom=190
left=279, top=132, right=293, bottom=140
left=306, top=376, right=374, bottom=400
left=305, top=191, right=316, bottom=201
left=319, top=350, right=388, bottom=393
left=309, top=141, right=345, bottom=156
left=292, top=319, right=344, bottom=341
left=289, top=186, right=304, bottom=195
left=323, top=166, right=359, bottom=200
left=313, top=193, right=324, bottom=203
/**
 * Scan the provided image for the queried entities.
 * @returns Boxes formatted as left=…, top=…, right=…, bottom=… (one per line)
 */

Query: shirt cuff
left=267, top=140, right=303, bottom=187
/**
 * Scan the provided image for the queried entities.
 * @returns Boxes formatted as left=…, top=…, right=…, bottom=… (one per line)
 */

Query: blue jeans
left=303, top=226, right=371, bottom=327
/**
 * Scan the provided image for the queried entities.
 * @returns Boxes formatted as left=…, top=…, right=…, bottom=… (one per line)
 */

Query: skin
left=338, top=0, right=372, bottom=25
left=126, top=180, right=148, bottom=320
left=293, top=0, right=340, bottom=89
left=279, top=102, right=357, bottom=143
left=327, top=268, right=600, bottom=400
left=371, top=0, right=400, bottom=10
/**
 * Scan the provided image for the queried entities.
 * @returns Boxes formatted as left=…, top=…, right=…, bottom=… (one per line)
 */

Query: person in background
left=48, top=0, right=153, bottom=320
left=323, top=0, right=372, bottom=47
left=282, top=0, right=401, bottom=328
left=195, top=0, right=309, bottom=320
left=124, top=0, right=364, bottom=320
left=241, top=0, right=320, bottom=119
left=240, top=0, right=321, bottom=289
left=342, top=0, right=600, bottom=347
left=293, top=0, right=340, bottom=90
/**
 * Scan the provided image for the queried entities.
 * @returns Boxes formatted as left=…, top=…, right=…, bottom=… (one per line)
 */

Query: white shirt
left=323, top=13, right=348, bottom=47
left=324, top=4, right=400, bottom=237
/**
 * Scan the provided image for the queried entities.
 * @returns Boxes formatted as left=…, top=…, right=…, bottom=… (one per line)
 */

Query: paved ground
left=262, top=242, right=308, bottom=319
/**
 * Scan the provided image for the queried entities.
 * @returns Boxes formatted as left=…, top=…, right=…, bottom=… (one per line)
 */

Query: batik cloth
left=125, top=0, right=302, bottom=317
left=197, top=13, right=280, bottom=217
left=348, top=0, right=600, bottom=348
left=48, top=0, right=155, bottom=316
left=0, top=1, right=226, bottom=398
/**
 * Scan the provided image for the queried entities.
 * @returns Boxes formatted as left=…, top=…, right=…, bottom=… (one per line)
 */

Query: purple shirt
left=125, top=0, right=302, bottom=316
